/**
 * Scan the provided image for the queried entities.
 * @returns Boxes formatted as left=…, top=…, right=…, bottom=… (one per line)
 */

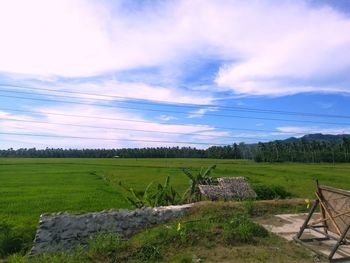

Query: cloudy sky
left=1, top=0, right=350, bottom=149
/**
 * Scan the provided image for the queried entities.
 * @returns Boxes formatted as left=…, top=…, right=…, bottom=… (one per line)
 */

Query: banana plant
left=152, top=176, right=180, bottom=206
left=182, top=164, right=217, bottom=202
left=118, top=181, right=154, bottom=208
left=119, top=176, right=180, bottom=208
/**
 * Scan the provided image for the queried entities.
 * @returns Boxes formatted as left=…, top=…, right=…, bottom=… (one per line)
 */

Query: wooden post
left=296, top=199, right=319, bottom=239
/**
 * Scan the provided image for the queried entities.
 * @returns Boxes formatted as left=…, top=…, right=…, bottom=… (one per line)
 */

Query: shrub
left=253, top=184, right=292, bottom=200
left=223, top=214, right=268, bottom=244
left=0, top=221, right=26, bottom=258
left=273, top=185, right=292, bottom=199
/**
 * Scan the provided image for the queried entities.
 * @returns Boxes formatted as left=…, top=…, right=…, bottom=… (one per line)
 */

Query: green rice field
left=1, top=158, right=349, bottom=228
left=0, top=158, right=349, bottom=260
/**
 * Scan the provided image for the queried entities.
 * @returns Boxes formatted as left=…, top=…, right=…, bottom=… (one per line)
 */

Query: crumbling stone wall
left=31, top=204, right=192, bottom=254
left=199, top=177, right=256, bottom=200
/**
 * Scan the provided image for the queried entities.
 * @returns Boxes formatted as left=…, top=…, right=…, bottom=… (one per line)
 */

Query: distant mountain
left=280, top=133, right=350, bottom=144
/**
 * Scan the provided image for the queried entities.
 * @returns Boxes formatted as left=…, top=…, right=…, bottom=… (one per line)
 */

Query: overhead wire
left=0, top=107, right=328, bottom=136
left=0, top=116, right=264, bottom=140
left=1, top=92, right=350, bottom=126
left=1, top=83, right=349, bottom=148
left=0, top=131, right=233, bottom=146
left=1, top=83, right=350, bottom=119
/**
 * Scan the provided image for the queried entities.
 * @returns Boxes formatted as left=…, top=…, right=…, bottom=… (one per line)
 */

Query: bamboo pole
left=315, top=191, right=342, bottom=236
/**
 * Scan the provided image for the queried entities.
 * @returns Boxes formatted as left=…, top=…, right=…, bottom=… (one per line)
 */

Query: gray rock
left=30, top=204, right=193, bottom=254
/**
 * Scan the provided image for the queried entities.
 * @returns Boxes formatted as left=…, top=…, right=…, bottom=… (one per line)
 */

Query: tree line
left=0, top=146, right=243, bottom=159
left=255, top=137, right=350, bottom=163
left=1, top=137, right=350, bottom=163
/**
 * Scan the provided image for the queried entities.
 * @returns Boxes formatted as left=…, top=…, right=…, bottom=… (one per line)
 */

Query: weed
left=134, top=244, right=162, bottom=261
left=176, top=222, right=187, bottom=243
left=223, top=213, right=268, bottom=244
left=242, top=199, right=255, bottom=215
left=86, top=233, right=122, bottom=256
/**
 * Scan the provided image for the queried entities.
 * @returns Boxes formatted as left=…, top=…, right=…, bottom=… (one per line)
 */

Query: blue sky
left=1, top=0, right=350, bottom=149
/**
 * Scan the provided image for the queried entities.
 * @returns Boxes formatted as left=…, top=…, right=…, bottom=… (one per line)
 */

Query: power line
left=1, top=83, right=350, bottom=119
left=0, top=107, right=322, bottom=136
left=0, top=116, right=263, bottom=140
left=1, top=93, right=350, bottom=126
left=0, top=138, right=50, bottom=147
left=0, top=131, right=232, bottom=146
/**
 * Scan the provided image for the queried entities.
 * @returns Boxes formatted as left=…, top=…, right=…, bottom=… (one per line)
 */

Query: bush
left=273, top=185, right=292, bottom=199
left=223, top=214, right=268, bottom=244
left=253, top=184, right=292, bottom=200
left=0, top=221, right=26, bottom=258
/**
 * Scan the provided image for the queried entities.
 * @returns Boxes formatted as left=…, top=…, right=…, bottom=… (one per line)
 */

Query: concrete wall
left=31, top=204, right=192, bottom=254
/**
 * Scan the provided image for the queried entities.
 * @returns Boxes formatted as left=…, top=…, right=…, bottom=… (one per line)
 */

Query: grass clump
left=223, top=213, right=268, bottom=244
left=8, top=234, right=124, bottom=263
left=7, top=251, right=85, bottom=263
left=86, top=232, right=124, bottom=257
left=242, top=199, right=255, bottom=215
left=0, top=221, right=29, bottom=258
left=133, top=244, right=162, bottom=261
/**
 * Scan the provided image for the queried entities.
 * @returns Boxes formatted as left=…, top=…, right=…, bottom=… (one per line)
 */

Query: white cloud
left=0, top=0, right=204, bottom=77
left=42, top=80, right=215, bottom=104
left=1, top=0, right=350, bottom=97
left=188, top=107, right=218, bottom=118
left=0, top=111, right=12, bottom=118
left=0, top=106, right=228, bottom=149
left=190, top=130, right=231, bottom=141
left=0, top=0, right=111, bottom=77
left=277, top=126, right=350, bottom=135
left=214, top=2, right=350, bottom=96
left=158, top=115, right=178, bottom=121
left=315, top=102, right=333, bottom=109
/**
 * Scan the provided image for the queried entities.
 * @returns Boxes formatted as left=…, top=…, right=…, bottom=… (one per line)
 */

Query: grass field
left=1, top=158, right=350, bottom=224
left=1, top=158, right=350, bottom=258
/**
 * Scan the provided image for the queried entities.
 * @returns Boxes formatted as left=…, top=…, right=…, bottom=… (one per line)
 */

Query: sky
left=1, top=0, right=350, bottom=149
